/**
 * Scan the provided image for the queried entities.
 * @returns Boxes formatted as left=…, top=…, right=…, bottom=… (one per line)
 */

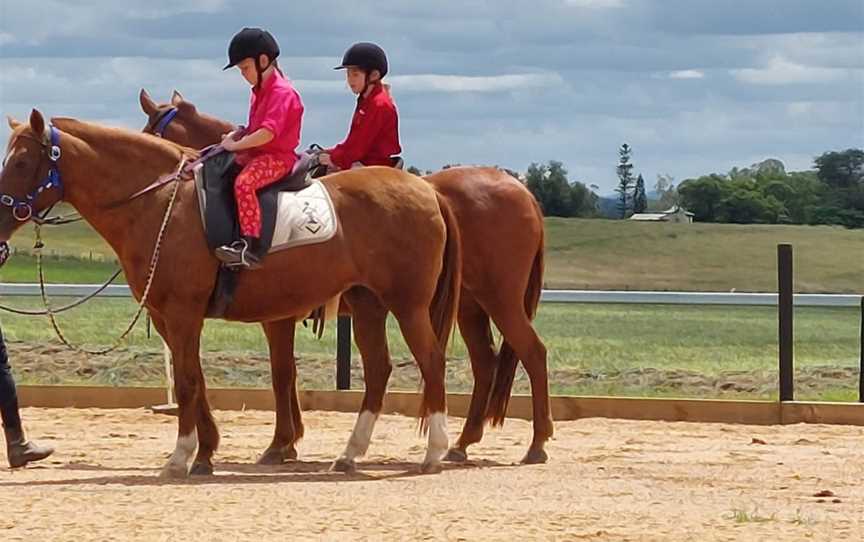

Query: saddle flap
left=270, top=180, right=338, bottom=250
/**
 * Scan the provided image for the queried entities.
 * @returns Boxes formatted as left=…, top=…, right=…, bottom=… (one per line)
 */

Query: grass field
left=1, top=216, right=860, bottom=400
left=543, top=218, right=863, bottom=292
left=2, top=297, right=859, bottom=401
left=4, top=216, right=862, bottom=292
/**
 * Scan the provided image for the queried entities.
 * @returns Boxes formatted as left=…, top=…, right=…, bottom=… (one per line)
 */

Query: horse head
left=0, top=109, right=65, bottom=242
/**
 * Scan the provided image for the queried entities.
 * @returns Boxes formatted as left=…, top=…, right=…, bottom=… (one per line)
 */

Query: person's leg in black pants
left=0, top=325, right=54, bottom=468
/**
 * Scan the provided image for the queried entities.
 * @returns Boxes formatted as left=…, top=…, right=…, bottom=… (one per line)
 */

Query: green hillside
left=3, top=216, right=861, bottom=293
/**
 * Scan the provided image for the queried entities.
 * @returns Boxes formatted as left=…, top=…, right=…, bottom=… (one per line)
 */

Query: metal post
left=859, top=296, right=863, bottom=403
left=149, top=339, right=178, bottom=415
left=336, top=316, right=352, bottom=390
left=778, top=244, right=794, bottom=402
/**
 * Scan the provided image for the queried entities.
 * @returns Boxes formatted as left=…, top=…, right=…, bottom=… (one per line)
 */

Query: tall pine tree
left=633, top=173, right=648, bottom=213
left=616, top=143, right=634, bottom=218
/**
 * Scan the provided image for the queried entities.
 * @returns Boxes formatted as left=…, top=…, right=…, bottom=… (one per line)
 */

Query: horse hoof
left=419, top=461, right=444, bottom=475
left=159, top=463, right=189, bottom=479
left=521, top=447, right=549, bottom=465
left=330, top=457, right=356, bottom=473
left=257, top=445, right=297, bottom=465
left=443, top=448, right=468, bottom=463
left=189, top=462, right=214, bottom=476
left=257, top=449, right=284, bottom=465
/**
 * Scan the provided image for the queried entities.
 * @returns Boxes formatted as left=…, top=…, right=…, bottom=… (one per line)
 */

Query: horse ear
left=29, top=109, right=45, bottom=136
left=171, top=90, right=185, bottom=106
left=6, top=116, right=21, bottom=130
left=139, top=88, right=158, bottom=115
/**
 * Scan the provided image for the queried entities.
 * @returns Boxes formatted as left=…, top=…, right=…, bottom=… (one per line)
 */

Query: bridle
left=144, top=106, right=179, bottom=138
left=0, top=125, right=65, bottom=224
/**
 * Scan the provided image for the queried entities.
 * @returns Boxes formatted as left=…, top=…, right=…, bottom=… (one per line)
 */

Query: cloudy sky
left=1, top=0, right=862, bottom=192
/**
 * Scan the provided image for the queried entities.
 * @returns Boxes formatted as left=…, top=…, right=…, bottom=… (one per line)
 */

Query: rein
left=35, top=173, right=183, bottom=355
left=125, top=144, right=223, bottom=203
left=1, top=124, right=189, bottom=354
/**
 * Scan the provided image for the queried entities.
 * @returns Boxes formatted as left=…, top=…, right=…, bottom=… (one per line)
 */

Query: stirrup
left=215, top=240, right=261, bottom=270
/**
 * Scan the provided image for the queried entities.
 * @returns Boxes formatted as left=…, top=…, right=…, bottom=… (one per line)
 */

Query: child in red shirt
left=319, top=43, right=401, bottom=171
left=217, top=27, right=304, bottom=269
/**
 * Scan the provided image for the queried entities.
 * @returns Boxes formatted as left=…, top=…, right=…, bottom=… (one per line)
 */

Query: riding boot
left=214, top=236, right=262, bottom=270
left=4, top=425, right=54, bottom=468
left=244, top=235, right=268, bottom=266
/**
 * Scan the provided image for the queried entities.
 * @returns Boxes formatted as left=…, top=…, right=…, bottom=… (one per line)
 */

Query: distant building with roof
left=629, top=206, right=695, bottom=224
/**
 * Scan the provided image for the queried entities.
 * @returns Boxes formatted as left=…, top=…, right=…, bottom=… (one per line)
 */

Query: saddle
left=308, top=153, right=405, bottom=178
left=195, top=151, right=315, bottom=317
left=195, top=152, right=314, bottom=254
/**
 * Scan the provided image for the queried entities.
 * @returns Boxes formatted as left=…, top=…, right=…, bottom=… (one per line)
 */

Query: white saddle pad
left=269, top=180, right=338, bottom=252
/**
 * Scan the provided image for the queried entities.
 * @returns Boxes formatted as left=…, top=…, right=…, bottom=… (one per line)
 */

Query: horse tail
left=429, top=193, right=462, bottom=357
left=485, top=197, right=545, bottom=426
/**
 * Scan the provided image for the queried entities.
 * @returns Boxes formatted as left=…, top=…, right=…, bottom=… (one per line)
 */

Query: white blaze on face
left=1, top=142, right=23, bottom=168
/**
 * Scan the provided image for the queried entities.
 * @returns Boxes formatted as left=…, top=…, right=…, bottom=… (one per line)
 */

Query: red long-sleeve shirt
left=329, top=83, right=401, bottom=169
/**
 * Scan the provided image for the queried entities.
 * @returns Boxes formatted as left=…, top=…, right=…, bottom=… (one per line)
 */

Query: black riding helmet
left=334, top=42, right=388, bottom=78
left=223, top=27, right=280, bottom=70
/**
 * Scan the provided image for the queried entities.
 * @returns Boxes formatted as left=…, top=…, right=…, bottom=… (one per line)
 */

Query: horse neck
left=190, top=114, right=234, bottom=147
left=55, top=120, right=188, bottom=253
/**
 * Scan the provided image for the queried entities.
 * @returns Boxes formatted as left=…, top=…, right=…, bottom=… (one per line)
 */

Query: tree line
left=406, top=146, right=864, bottom=227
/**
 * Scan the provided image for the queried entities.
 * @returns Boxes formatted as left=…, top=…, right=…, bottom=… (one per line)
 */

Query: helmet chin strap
left=362, top=72, right=380, bottom=97
left=254, top=57, right=280, bottom=91
left=255, top=56, right=265, bottom=91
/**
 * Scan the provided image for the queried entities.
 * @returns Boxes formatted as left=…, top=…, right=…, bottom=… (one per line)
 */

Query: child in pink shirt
left=216, top=27, right=304, bottom=269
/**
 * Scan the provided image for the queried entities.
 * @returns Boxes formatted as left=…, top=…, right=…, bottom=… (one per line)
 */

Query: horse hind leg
left=487, top=301, right=552, bottom=464
left=444, top=292, right=497, bottom=463
left=332, top=288, right=391, bottom=473
left=258, top=318, right=302, bottom=465
left=392, top=307, right=449, bottom=474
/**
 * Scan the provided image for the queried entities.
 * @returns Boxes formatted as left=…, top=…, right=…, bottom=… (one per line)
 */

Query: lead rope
left=35, top=160, right=185, bottom=355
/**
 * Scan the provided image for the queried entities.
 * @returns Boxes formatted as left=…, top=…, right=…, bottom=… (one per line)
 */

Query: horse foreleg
left=258, top=318, right=302, bottom=464
left=152, top=315, right=211, bottom=478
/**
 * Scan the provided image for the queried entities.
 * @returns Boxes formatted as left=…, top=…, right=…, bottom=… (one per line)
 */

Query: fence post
left=336, top=316, right=352, bottom=390
left=859, top=296, right=863, bottom=403
left=778, top=243, right=794, bottom=402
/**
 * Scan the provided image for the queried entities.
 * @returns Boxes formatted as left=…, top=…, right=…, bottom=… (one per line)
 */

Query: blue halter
left=153, top=107, right=179, bottom=138
left=0, top=125, right=64, bottom=222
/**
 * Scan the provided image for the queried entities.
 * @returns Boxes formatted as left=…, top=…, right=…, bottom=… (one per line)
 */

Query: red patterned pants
left=234, top=154, right=290, bottom=238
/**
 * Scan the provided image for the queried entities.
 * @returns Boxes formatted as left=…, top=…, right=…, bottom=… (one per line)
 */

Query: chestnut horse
left=140, top=89, right=553, bottom=463
left=1, top=110, right=460, bottom=476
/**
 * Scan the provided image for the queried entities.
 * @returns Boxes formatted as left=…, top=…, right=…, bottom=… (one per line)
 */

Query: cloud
left=732, top=56, right=855, bottom=85
left=666, top=70, right=705, bottom=80
left=650, top=0, right=864, bottom=35
left=564, top=0, right=625, bottom=8
left=0, top=1, right=862, bottom=191
left=125, top=0, right=229, bottom=19
left=389, top=73, right=565, bottom=93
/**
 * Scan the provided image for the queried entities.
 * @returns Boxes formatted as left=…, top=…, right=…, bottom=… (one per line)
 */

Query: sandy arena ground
left=1, top=407, right=862, bottom=541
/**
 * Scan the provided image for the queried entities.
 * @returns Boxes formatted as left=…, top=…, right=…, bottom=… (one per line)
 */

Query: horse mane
left=169, top=102, right=234, bottom=132
left=51, top=117, right=200, bottom=162
left=195, top=109, right=234, bottom=131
